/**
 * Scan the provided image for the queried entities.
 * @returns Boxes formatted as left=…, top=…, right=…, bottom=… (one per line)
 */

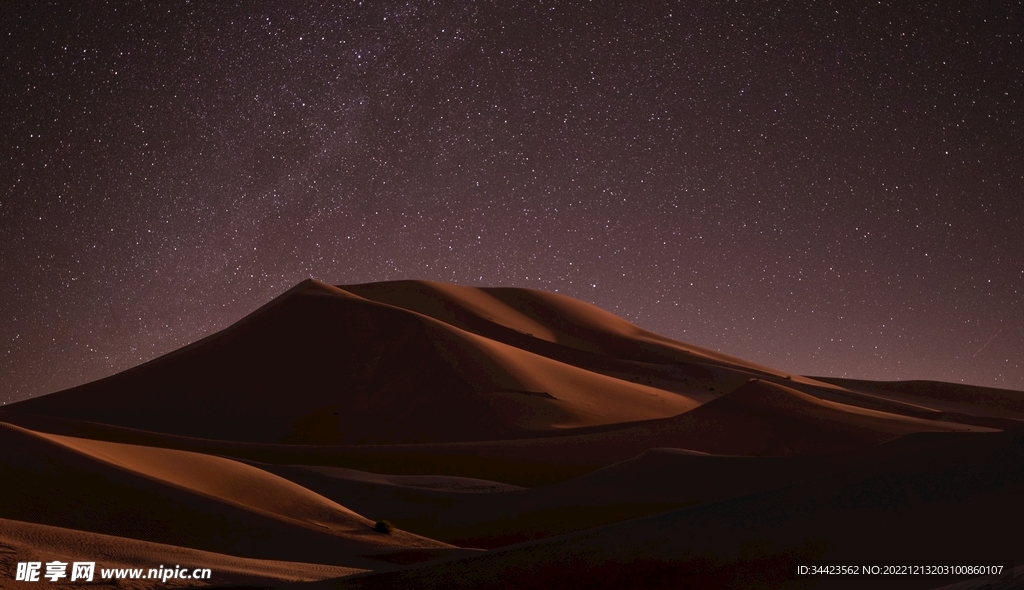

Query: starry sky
left=2, top=1, right=1022, bottom=404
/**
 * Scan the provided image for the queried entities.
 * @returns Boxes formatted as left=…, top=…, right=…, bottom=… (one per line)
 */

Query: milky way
left=2, top=1, right=1022, bottom=403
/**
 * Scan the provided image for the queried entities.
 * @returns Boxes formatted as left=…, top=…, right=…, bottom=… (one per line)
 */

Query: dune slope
left=0, top=422, right=452, bottom=569
left=328, top=427, right=1024, bottom=590
left=248, top=451, right=820, bottom=549
left=341, top=280, right=787, bottom=375
left=8, top=280, right=701, bottom=443
left=2, top=279, right=1022, bottom=589
left=0, top=380, right=992, bottom=492
left=0, top=517, right=365, bottom=588
left=182, top=384, right=1000, bottom=554
left=287, top=379, right=992, bottom=484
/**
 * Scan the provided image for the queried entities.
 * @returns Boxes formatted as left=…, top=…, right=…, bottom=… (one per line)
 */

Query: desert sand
left=3, top=279, right=1020, bottom=588
left=0, top=517, right=366, bottom=588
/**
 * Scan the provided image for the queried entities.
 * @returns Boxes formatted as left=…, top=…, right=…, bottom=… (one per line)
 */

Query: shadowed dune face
left=242, top=450, right=831, bottom=549
left=325, top=428, right=1024, bottom=590
left=9, top=281, right=507, bottom=444
left=257, top=379, right=990, bottom=486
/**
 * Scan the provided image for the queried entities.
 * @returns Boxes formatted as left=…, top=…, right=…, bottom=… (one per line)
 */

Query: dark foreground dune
left=3, top=279, right=1021, bottom=588
left=301, top=427, right=1024, bottom=590
left=0, top=517, right=365, bottom=588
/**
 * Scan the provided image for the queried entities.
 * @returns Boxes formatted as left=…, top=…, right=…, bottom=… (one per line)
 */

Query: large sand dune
left=9, top=280, right=703, bottom=444
left=3, top=279, right=1021, bottom=588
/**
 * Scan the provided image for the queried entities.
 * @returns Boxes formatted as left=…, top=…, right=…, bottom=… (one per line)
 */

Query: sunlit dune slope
left=0, top=517, right=366, bottom=588
left=0, top=422, right=451, bottom=569
left=340, top=279, right=787, bottom=376
left=420, top=318, right=698, bottom=429
left=327, top=427, right=1024, bottom=590
left=7, top=279, right=700, bottom=443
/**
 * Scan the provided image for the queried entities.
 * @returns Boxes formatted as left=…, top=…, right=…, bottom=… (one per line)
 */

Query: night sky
left=2, top=1, right=1022, bottom=405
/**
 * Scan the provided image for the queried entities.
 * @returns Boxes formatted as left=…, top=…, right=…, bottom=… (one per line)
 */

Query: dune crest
left=26, top=426, right=369, bottom=529
left=341, top=279, right=790, bottom=376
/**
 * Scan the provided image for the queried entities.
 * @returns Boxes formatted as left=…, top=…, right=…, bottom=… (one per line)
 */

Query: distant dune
left=3, top=279, right=1021, bottom=588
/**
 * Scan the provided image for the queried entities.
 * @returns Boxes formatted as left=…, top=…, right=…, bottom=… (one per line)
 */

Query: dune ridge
left=340, top=280, right=784, bottom=374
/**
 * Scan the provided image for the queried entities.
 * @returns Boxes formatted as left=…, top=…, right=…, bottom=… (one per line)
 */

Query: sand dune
left=4, top=279, right=1022, bottom=589
left=275, top=379, right=991, bottom=485
left=325, top=427, right=1024, bottom=590
left=0, top=517, right=365, bottom=588
left=0, top=422, right=453, bottom=569
left=11, top=280, right=989, bottom=447
left=0, top=380, right=994, bottom=493
left=250, top=428, right=994, bottom=550
left=247, top=451, right=821, bottom=549
left=8, top=280, right=517, bottom=444
left=293, top=465, right=526, bottom=493
left=814, top=376, right=1024, bottom=420
left=419, top=318, right=699, bottom=429
left=8, top=279, right=702, bottom=443
left=651, top=378, right=992, bottom=455
left=341, top=280, right=789, bottom=376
